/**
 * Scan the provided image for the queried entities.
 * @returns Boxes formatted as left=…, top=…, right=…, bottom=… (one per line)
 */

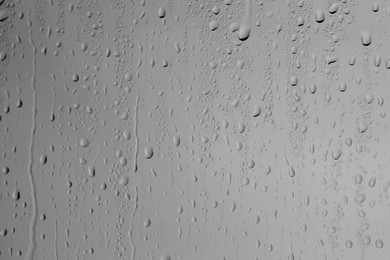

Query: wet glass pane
left=0, top=0, right=389, bottom=259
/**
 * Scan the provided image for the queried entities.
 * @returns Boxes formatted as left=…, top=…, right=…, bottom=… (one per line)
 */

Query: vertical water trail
left=133, top=95, right=139, bottom=173
left=54, top=219, right=58, bottom=260
left=238, top=0, right=252, bottom=41
left=128, top=224, right=136, bottom=260
left=132, top=186, right=138, bottom=219
left=3, top=89, right=9, bottom=113
left=283, top=147, right=296, bottom=178
left=25, top=9, right=38, bottom=260
left=88, top=142, right=101, bottom=177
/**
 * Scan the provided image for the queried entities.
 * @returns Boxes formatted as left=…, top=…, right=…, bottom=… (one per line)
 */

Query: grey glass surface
left=0, top=0, right=389, bottom=259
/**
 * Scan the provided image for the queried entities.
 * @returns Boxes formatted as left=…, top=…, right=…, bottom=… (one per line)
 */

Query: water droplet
left=355, top=193, right=366, bottom=204
left=345, top=240, right=353, bottom=248
left=79, top=137, right=90, bottom=148
left=328, top=3, right=339, bottom=14
left=375, top=239, right=384, bottom=248
left=288, top=166, right=295, bottom=177
left=12, top=189, right=20, bottom=201
left=0, top=51, right=6, bottom=61
left=331, top=148, right=342, bottom=160
left=144, top=146, right=154, bottom=159
left=173, top=136, right=180, bottom=147
left=315, top=9, right=325, bottom=23
left=119, top=176, right=129, bottom=186
left=0, top=9, right=8, bottom=21
left=209, top=20, right=219, bottom=31
left=362, top=235, right=371, bottom=245
left=40, top=154, right=48, bottom=165
left=144, top=218, right=151, bottom=227
left=252, top=105, right=262, bottom=117
left=158, top=7, right=166, bottom=18
left=372, top=3, right=379, bottom=12
left=361, top=30, right=372, bottom=46
left=88, top=166, right=96, bottom=177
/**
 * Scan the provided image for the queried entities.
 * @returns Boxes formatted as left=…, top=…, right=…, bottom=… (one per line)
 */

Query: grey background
left=0, top=0, right=389, bottom=259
